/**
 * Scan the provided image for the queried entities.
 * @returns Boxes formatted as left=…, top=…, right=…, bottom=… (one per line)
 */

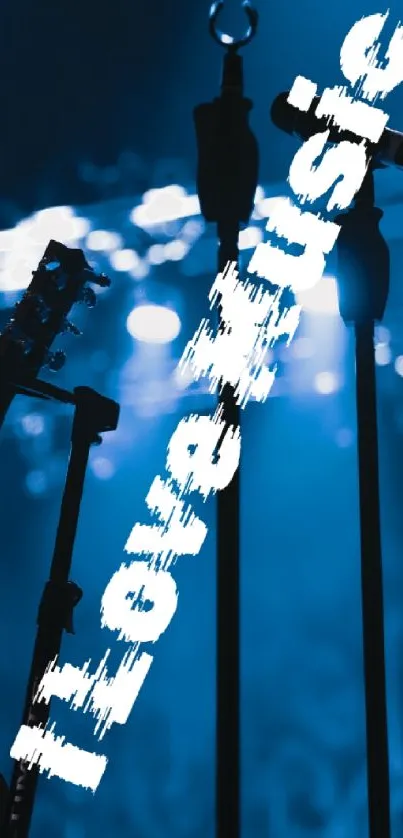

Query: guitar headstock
left=0, top=239, right=110, bottom=385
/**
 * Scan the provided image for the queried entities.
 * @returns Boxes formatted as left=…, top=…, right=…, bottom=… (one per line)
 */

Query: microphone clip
left=335, top=167, right=390, bottom=325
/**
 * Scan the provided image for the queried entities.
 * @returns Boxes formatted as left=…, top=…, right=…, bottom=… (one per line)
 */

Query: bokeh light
left=297, top=275, right=340, bottom=316
left=126, top=304, right=181, bottom=344
left=314, top=371, right=340, bottom=394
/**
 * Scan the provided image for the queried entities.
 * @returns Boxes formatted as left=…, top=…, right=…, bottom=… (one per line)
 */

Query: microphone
left=270, top=91, right=403, bottom=169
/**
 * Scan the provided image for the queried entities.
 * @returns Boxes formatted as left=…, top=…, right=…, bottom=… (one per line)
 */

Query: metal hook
left=209, top=0, right=258, bottom=51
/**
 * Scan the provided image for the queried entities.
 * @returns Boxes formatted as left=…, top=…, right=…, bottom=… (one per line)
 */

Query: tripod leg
left=4, top=388, right=118, bottom=838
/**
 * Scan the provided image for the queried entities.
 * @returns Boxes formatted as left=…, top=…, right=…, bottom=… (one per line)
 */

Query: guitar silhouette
left=0, top=238, right=110, bottom=429
left=0, top=239, right=110, bottom=835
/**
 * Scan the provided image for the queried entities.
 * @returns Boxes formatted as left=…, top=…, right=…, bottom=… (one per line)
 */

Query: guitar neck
left=0, top=240, right=110, bottom=436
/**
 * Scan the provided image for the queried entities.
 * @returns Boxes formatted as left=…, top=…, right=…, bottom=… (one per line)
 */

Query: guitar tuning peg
left=43, top=260, right=62, bottom=273
left=28, top=294, right=51, bottom=324
left=44, top=349, right=66, bottom=372
left=15, top=336, right=34, bottom=357
left=80, top=268, right=111, bottom=289
left=62, top=319, right=82, bottom=336
left=91, top=271, right=111, bottom=288
left=40, top=260, right=68, bottom=290
left=77, top=286, right=96, bottom=308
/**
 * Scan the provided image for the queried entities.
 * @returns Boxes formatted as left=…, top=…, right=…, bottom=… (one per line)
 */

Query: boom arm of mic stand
left=2, top=385, right=119, bottom=838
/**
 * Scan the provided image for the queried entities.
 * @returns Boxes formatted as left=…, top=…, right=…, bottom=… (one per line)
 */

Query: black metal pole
left=355, top=322, right=391, bottom=838
left=194, top=5, right=258, bottom=834
left=336, top=168, right=391, bottom=838
left=216, top=220, right=241, bottom=838
left=4, top=387, right=119, bottom=838
left=0, top=384, right=15, bottom=431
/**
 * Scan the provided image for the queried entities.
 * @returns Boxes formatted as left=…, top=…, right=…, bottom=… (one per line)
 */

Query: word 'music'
left=10, top=11, right=403, bottom=791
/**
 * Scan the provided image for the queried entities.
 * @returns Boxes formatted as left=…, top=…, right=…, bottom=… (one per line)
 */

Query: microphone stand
left=193, top=3, right=258, bottom=837
left=1, top=380, right=119, bottom=838
left=336, top=165, right=391, bottom=838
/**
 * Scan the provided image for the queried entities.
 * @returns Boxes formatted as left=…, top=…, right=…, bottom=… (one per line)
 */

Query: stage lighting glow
left=129, top=261, right=150, bottom=280
left=173, top=363, right=195, bottom=390
left=181, top=219, right=205, bottom=241
left=254, top=195, right=289, bottom=219
left=85, top=230, right=123, bottom=251
left=0, top=207, right=91, bottom=291
left=164, top=240, right=190, bottom=261
left=296, top=275, right=339, bottom=316
left=375, top=343, right=392, bottom=366
left=28, top=207, right=89, bottom=244
left=131, top=186, right=200, bottom=227
left=394, top=355, right=403, bottom=376
left=21, top=413, right=45, bottom=437
left=238, top=226, right=263, bottom=250
left=291, top=337, right=315, bottom=359
left=109, top=248, right=140, bottom=272
left=0, top=252, right=39, bottom=292
left=375, top=325, right=390, bottom=344
left=25, top=470, right=48, bottom=497
left=91, top=457, right=115, bottom=480
left=126, top=304, right=181, bottom=344
left=314, top=371, right=339, bottom=394
left=0, top=229, right=17, bottom=252
left=147, top=244, right=167, bottom=265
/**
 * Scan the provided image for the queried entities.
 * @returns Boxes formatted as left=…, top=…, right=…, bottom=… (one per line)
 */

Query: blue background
left=1, top=1, right=403, bottom=836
